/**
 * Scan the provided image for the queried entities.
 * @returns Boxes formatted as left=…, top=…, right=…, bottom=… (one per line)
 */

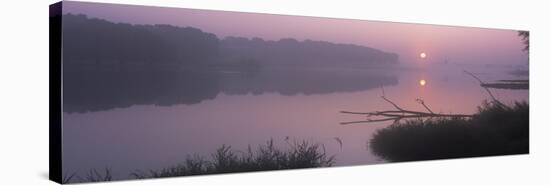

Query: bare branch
left=380, top=85, right=386, bottom=97
left=381, top=96, right=403, bottom=111
left=463, top=70, right=508, bottom=108
left=340, top=118, right=399, bottom=125
left=340, top=111, right=370, bottom=115
left=463, top=70, right=484, bottom=84
left=416, top=98, right=434, bottom=114
left=340, top=96, right=473, bottom=125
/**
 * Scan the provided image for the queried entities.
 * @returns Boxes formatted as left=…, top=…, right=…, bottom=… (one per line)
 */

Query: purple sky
left=63, top=1, right=528, bottom=65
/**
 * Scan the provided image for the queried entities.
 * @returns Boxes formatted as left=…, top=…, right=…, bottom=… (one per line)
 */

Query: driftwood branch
left=340, top=97, right=473, bottom=125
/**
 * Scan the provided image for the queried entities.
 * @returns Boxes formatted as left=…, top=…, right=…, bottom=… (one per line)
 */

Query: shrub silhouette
left=370, top=101, right=528, bottom=162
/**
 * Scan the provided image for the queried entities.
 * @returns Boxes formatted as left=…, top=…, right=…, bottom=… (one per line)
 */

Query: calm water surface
left=62, top=65, right=528, bottom=179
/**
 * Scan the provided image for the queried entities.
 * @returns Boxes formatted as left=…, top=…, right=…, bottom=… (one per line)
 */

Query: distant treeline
left=220, top=37, right=398, bottom=67
left=60, top=14, right=400, bottom=112
left=63, top=14, right=220, bottom=69
left=62, top=14, right=398, bottom=69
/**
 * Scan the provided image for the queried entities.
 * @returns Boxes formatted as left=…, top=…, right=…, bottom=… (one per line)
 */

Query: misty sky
left=63, top=1, right=528, bottom=65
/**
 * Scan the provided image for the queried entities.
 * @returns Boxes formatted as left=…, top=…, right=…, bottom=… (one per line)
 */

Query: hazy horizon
left=63, top=1, right=528, bottom=65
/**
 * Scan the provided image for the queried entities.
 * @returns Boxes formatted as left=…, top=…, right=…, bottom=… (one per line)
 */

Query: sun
left=419, top=79, right=427, bottom=86
left=420, top=52, right=427, bottom=59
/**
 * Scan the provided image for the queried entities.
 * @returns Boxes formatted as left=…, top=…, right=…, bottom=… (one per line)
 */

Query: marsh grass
left=61, top=172, right=77, bottom=184
left=63, top=140, right=333, bottom=183
left=131, top=139, right=335, bottom=179
left=77, top=168, right=113, bottom=183
left=370, top=101, right=529, bottom=162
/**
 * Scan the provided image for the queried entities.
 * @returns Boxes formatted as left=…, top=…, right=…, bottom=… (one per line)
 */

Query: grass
left=370, top=101, right=529, bottom=162
left=79, top=169, right=113, bottom=182
left=62, top=139, right=334, bottom=183
left=62, top=168, right=113, bottom=184
left=131, top=139, right=335, bottom=179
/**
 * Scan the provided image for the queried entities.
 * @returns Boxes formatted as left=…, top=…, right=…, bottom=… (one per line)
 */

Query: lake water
left=62, top=65, right=528, bottom=179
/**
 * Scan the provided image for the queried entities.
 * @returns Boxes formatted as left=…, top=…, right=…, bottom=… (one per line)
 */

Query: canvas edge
left=49, top=1, right=63, bottom=184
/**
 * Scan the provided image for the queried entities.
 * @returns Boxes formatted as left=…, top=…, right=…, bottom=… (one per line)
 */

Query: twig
left=463, top=70, right=484, bottom=84
left=380, top=85, right=386, bottom=97
left=463, top=70, right=508, bottom=108
left=334, top=137, right=343, bottom=150
left=381, top=96, right=403, bottom=111
left=340, top=117, right=400, bottom=125
left=416, top=98, right=434, bottom=114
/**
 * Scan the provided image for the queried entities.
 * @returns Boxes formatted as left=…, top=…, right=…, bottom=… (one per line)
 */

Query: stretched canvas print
left=50, top=1, right=529, bottom=184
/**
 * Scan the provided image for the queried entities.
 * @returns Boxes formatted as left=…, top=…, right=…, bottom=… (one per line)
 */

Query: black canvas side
left=49, top=1, right=63, bottom=184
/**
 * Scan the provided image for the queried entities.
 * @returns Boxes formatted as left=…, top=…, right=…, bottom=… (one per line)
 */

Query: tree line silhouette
left=61, top=14, right=400, bottom=113
left=63, top=14, right=398, bottom=70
